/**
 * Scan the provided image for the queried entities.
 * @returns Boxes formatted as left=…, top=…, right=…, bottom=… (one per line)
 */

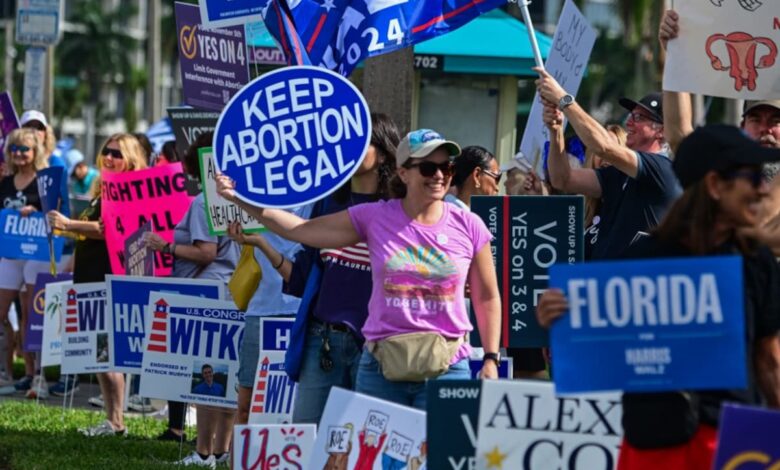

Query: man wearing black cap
left=534, top=68, right=682, bottom=259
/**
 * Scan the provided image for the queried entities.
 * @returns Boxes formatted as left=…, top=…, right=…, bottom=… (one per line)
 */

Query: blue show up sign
left=549, top=255, right=747, bottom=394
left=213, top=66, right=371, bottom=209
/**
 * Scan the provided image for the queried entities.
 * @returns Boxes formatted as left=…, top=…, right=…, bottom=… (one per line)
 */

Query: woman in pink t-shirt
left=217, top=129, right=501, bottom=409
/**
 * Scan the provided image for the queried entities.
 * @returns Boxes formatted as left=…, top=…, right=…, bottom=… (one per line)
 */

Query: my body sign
left=106, top=275, right=224, bottom=373
left=549, top=256, right=746, bottom=393
left=472, top=195, right=583, bottom=348
left=213, top=66, right=371, bottom=208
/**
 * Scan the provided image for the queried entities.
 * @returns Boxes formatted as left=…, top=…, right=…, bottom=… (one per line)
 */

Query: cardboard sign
left=233, top=424, right=317, bottom=470
left=549, top=256, right=746, bottom=393
left=476, top=380, right=621, bottom=470
left=199, top=147, right=264, bottom=236
left=101, top=163, right=193, bottom=276
left=124, top=222, right=154, bottom=277
left=106, top=275, right=224, bottom=373
left=213, top=66, right=372, bottom=209
left=0, top=91, right=19, bottom=159
left=60, top=282, right=111, bottom=374
left=140, top=293, right=243, bottom=408
left=249, top=317, right=297, bottom=424
left=166, top=107, right=219, bottom=158
left=0, top=209, right=64, bottom=262
left=427, top=380, right=482, bottom=470
left=309, top=388, right=427, bottom=469
left=24, top=272, right=72, bottom=353
left=198, top=0, right=263, bottom=28
left=519, top=0, right=596, bottom=174
left=472, top=195, right=584, bottom=348
left=174, top=2, right=250, bottom=111
left=665, top=2, right=780, bottom=100
left=40, top=278, right=73, bottom=367
left=713, top=404, right=780, bottom=469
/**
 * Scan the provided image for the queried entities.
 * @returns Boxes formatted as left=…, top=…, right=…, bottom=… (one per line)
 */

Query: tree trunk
left=362, top=48, right=414, bottom=136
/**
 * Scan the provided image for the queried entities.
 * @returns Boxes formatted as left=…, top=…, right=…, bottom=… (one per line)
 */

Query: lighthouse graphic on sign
left=147, top=299, right=169, bottom=353
left=65, top=288, right=78, bottom=333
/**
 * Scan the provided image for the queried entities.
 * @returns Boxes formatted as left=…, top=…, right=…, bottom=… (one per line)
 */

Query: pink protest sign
left=101, top=163, right=193, bottom=276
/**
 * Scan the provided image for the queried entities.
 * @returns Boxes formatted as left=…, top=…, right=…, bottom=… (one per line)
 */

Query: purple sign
left=124, top=222, right=154, bottom=277
left=0, top=91, right=20, bottom=163
left=24, top=272, right=73, bottom=353
left=713, top=404, right=780, bottom=468
left=174, top=2, right=250, bottom=111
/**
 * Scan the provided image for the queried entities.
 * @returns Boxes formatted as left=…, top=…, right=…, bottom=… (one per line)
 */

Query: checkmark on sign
left=179, top=25, right=198, bottom=60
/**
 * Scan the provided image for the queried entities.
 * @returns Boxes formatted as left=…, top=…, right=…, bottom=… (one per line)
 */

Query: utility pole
left=146, top=0, right=161, bottom=124
left=362, top=48, right=414, bottom=136
left=3, top=20, right=13, bottom=94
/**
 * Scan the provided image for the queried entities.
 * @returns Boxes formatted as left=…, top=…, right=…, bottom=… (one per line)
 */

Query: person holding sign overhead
left=536, top=125, right=780, bottom=469
left=47, top=133, right=148, bottom=437
left=536, top=69, right=681, bottom=260
left=217, top=128, right=501, bottom=409
left=0, top=128, right=51, bottom=395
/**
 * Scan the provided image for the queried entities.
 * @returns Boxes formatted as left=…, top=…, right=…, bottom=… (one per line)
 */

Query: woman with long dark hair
left=537, top=125, right=780, bottom=469
left=228, top=113, right=400, bottom=424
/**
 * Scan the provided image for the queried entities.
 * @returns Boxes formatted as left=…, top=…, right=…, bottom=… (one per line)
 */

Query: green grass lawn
left=0, top=401, right=201, bottom=470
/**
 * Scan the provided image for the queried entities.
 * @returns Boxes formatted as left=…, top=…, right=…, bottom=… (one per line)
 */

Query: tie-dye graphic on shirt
left=383, top=246, right=459, bottom=303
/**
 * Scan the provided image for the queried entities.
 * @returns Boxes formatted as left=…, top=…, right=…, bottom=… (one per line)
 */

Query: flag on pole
left=261, top=0, right=508, bottom=76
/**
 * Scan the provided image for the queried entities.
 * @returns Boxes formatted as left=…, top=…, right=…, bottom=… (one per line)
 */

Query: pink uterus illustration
left=705, top=32, right=777, bottom=91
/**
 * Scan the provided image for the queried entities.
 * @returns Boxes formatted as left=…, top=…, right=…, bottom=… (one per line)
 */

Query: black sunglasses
left=481, top=168, right=502, bottom=183
left=406, top=160, right=455, bottom=178
left=22, top=121, right=46, bottom=131
left=101, top=147, right=124, bottom=160
left=723, top=168, right=766, bottom=188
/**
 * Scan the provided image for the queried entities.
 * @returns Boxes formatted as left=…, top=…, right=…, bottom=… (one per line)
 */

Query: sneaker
left=25, top=375, right=49, bottom=399
left=88, top=394, right=104, bottom=408
left=14, top=375, right=33, bottom=392
left=177, top=452, right=216, bottom=468
left=214, top=452, right=230, bottom=466
left=156, top=428, right=187, bottom=442
left=50, top=376, right=80, bottom=397
left=79, top=420, right=127, bottom=437
left=127, top=394, right=155, bottom=412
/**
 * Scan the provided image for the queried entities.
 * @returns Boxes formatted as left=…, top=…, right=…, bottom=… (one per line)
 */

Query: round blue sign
left=213, top=66, right=372, bottom=208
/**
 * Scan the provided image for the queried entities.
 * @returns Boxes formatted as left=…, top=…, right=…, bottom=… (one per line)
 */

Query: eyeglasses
left=723, top=168, right=766, bottom=188
left=481, top=168, right=503, bottom=183
left=101, top=147, right=124, bottom=160
left=627, top=112, right=659, bottom=125
left=9, top=144, right=31, bottom=153
left=406, top=160, right=455, bottom=178
left=22, top=122, right=46, bottom=131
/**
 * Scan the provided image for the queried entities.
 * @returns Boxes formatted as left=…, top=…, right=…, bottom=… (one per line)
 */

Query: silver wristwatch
left=558, top=94, right=575, bottom=111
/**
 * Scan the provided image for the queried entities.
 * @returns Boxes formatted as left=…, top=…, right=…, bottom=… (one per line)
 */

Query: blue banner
left=261, top=0, right=507, bottom=76
left=198, top=0, right=264, bottom=28
left=213, top=66, right=371, bottom=208
left=713, top=404, right=780, bottom=469
left=0, top=209, right=64, bottom=261
left=106, top=276, right=223, bottom=373
left=37, top=166, right=65, bottom=214
left=549, top=256, right=747, bottom=393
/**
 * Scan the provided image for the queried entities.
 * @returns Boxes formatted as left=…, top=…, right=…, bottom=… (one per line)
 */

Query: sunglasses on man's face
left=22, top=122, right=46, bottom=131
left=9, top=144, right=31, bottom=153
left=101, top=147, right=124, bottom=160
left=406, top=160, right=455, bottom=178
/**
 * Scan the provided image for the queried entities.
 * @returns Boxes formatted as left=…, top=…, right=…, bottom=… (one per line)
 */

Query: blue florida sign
left=213, top=66, right=371, bottom=209
left=549, top=256, right=746, bottom=394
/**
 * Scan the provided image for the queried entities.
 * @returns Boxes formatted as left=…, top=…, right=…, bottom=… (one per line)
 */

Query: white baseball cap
left=20, top=110, right=48, bottom=128
left=500, top=151, right=533, bottom=173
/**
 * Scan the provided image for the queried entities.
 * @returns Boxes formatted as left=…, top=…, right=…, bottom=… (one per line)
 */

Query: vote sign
left=213, top=66, right=371, bottom=209
left=713, top=404, right=780, bottom=469
left=549, top=256, right=747, bottom=393
left=140, top=293, right=244, bottom=408
left=472, top=195, right=584, bottom=348
left=233, top=424, right=316, bottom=470
left=427, top=380, right=482, bottom=470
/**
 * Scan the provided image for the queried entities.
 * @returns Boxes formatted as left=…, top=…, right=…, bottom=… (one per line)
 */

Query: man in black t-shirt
left=535, top=70, right=682, bottom=259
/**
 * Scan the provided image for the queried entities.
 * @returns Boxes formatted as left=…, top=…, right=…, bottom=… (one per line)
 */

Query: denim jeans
left=292, top=322, right=361, bottom=424
left=355, top=349, right=470, bottom=410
